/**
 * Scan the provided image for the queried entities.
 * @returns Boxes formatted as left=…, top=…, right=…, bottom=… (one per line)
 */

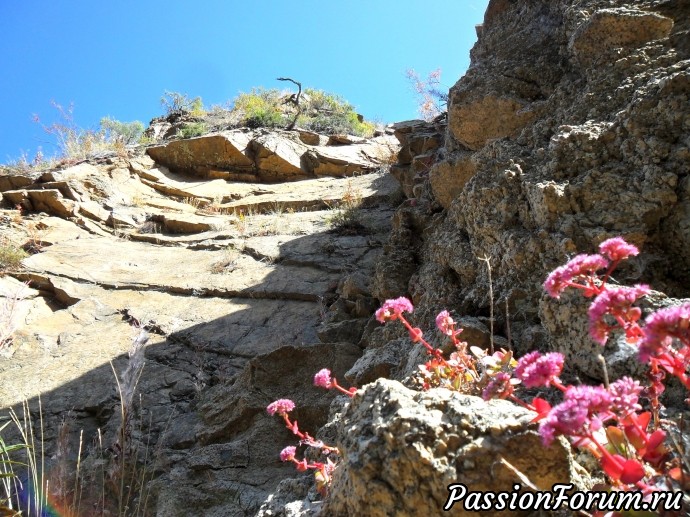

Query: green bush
left=99, top=117, right=145, bottom=145
left=161, top=91, right=205, bottom=117
left=232, top=88, right=285, bottom=129
left=178, top=122, right=207, bottom=138
left=300, top=88, right=374, bottom=137
left=0, top=243, right=27, bottom=273
left=229, top=86, right=374, bottom=136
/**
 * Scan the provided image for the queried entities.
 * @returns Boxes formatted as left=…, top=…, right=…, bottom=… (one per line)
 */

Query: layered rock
left=146, top=129, right=397, bottom=182
left=0, top=127, right=400, bottom=515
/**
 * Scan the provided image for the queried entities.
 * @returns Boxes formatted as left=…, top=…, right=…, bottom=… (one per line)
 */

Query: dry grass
left=326, top=178, right=366, bottom=233
left=210, top=244, right=243, bottom=274
left=0, top=239, right=28, bottom=274
left=0, top=282, right=28, bottom=350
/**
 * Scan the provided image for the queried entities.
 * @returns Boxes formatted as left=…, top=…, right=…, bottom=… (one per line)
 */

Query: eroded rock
left=323, top=379, right=587, bottom=517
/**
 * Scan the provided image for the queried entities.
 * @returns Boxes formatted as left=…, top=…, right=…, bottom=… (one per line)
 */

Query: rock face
left=146, top=128, right=397, bottom=182
left=368, top=0, right=690, bottom=384
left=323, top=380, right=585, bottom=517
left=2, top=0, right=690, bottom=515
left=0, top=127, right=400, bottom=515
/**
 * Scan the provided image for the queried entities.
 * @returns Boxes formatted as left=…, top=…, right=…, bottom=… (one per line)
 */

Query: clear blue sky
left=1, top=1, right=488, bottom=163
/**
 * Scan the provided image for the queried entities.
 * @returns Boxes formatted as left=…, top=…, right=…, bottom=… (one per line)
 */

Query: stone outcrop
left=146, top=129, right=397, bottom=182
left=2, top=0, right=690, bottom=515
left=322, top=380, right=586, bottom=517
left=0, top=126, right=399, bottom=515
left=368, top=0, right=690, bottom=384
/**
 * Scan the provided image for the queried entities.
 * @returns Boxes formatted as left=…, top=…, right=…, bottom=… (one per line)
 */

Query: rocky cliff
left=356, top=0, right=690, bottom=386
left=1, top=0, right=689, bottom=515
left=297, top=0, right=690, bottom=514
left=0, top=127, right=400, bottom=515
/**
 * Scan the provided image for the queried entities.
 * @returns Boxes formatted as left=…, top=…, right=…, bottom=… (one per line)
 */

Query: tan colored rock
left=146, top=130, right=255, bottom=177
left=25, top=189, right=77, bottom=217
left=127, top=155, right=155, bottom=175
left=1, top=189, right=30, bottom=208
left=570, top=8, right=674, bottom=67
left=40, top=163, right=100, bottom=182
left=28, top=180, right=85, bottom=201
left=429, top=155, right=477, bottom=208
left=295, top=129, right=323, bottom=145
left=107, top=210, right=138, bottom=229
left=324, top=379, right=587, bottom=517
left=327, top=134, right=366, bottom=145
left=448, top=94, right=537, bottom=151
left=79, top=200, right=111, bottom=223
left=161, top=213, right=219, bottom=234
left=0, top=174, right=33, bottom=192
left=33, top=216, right=93, bottom=245
left=252, top=132, right=309, bottom=180
left=306, top=138, right=396, bottom=177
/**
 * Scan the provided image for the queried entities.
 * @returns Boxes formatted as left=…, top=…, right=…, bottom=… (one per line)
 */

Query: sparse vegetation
left=210, top=245, right=241, bottom=274
left=99, top=117, right=145, bottom=145
left=32, top=102, right=145, bottom=162
left=137, top=220, right=161, bottom=234
left=0, top=331, right=157, bottom=516
left=160, top=91, right=205, bottom=117
left=231, top=88, right=284, bottom=129
left=406, top=68, right=448, bottom=121
left=0, top=241, right=28, bottom=274
left=326, top=178, right=366, bottom=234
left=229, top=86, right=375, bottom=136
left=178, top=122, right=207, bottom=139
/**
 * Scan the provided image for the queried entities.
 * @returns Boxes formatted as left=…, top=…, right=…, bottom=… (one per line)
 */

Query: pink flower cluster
left=313, top=368, right=356, bottom=397
left=543, top=254, right=608, bottom=298
left=514, top=351, right=564, bottom=388
left=588, top=284, right=649, bottom=345
left=539, top=380, right=642, bottom=446
left=543, top=237, right=640, bottom=299
left=598, top=237, right=640, bottom=262
left=266, top=398, right=340, bottom=495
left=375, top=296, right=413, bottom=323
left=639, top=303, right=690, bottom=362
left=266, top=398, right=295, bottom=416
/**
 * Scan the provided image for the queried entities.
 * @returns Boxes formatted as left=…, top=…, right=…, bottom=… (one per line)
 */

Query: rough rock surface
left=322, top=380, right=586, bottom=517
left=146, top=128, right=397, bottom=182
left=2, top=0, right=690, bottom=515
left=365, top=0, right=690, bottom=385
left=0, top=127, right=399, bottom=515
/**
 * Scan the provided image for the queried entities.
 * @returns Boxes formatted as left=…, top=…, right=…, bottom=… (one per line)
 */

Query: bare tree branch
left=277, top=77, right=302, bottom=130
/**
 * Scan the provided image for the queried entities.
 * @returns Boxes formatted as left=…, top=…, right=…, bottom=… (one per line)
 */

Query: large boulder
left=146, top=130, right=255, bottom=178
left=323, top=379, right=587, bottom=517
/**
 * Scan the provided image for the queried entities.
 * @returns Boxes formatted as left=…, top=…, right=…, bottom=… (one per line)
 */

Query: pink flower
left=587, top=285, right=649, bottom=345
left=539, top=399, right=589, bottom=446
left=280, top=446, right=296, bottom=462
left=514, top=351, right=564, bottom=388
left=481, top=372, right=513, bottom=401
left=435, top=310, right=455, bottom=336
left=541, top=385, right=616, bottom=446
left=544, top=254, right=609, bottom=298
left=375, top=297, right=414, bottom=323
left=608, top=377, right=643, bottom=416
left=599, top=237, right=639, bottom=262
left=565, top=385, right=612, bottom=428
left=639, top=304, right=690, bottom=362
left=266, top=399, right=296, bottom=416
left=313, top=368, right=332, bottom=389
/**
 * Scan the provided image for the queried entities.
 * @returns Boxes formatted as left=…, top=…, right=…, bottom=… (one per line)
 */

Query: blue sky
left=1, top=1, right=488, bottom=163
